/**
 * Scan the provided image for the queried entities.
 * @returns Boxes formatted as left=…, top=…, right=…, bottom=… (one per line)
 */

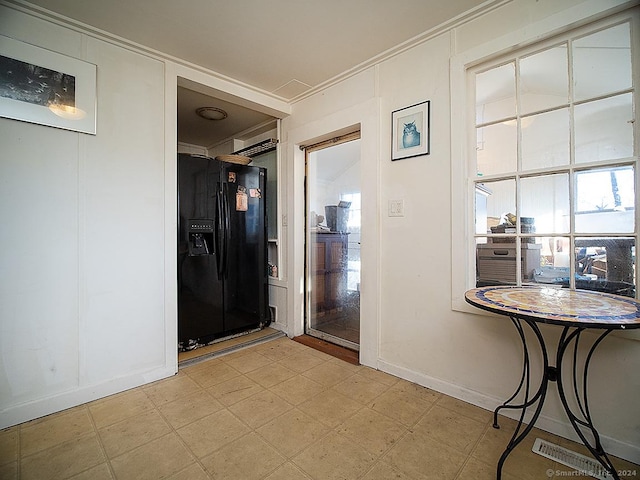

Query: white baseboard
left=377, top=359, right=640, bottom=465
left=0, top=365, right=176, bottom=429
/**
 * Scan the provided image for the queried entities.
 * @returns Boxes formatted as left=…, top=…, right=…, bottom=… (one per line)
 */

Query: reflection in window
left=520, top=45, right=568, bottom=114
left=475, top=63, right=515, bottom=123
left=476, top=123, right=517, bottom=176
left=575, top=166, right=634, bottom=213
left=520, top=174, right=570, bottom=234
left=574, top=93, right=634, bottom=163
left=521, top=109, right=569, bottom=170
left=573, top=23, right=632, bottom=100
left=573, top=238, right=635, bottom=297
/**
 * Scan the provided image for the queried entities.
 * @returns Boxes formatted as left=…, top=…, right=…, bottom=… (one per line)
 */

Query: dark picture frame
left=0, top=35, right=96, bottom=135
left=391, top=100, right=430, bottom=160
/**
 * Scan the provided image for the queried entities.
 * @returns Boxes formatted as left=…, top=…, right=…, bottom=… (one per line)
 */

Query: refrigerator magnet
left=236, top=186, right=248, bottom=211
left=228, top=172, right=236, bottom=183
left=249, top=188, right=261, bottom=198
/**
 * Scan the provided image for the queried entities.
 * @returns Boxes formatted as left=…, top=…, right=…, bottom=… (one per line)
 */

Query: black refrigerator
left=177, top=153, right=269, bottom=349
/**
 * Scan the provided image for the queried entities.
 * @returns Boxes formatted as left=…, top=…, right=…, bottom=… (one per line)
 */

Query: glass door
left=305, top=136, right=361, bottom=350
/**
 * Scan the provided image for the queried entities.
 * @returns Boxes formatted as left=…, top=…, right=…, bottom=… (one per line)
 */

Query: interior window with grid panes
left=472, top=20, right=636, bottom=297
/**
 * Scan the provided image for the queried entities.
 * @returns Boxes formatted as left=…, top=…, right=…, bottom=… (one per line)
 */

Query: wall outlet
left=388, top=199, right=404, bottom=217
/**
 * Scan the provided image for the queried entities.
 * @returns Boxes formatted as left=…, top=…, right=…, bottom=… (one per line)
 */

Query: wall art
left=0, top=35, right=96, bottom=135
left=392, top=100, right=430, bottom=160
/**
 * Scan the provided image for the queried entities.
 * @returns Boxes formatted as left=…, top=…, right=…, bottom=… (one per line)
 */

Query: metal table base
left=493, top=316, right=619, bottom=480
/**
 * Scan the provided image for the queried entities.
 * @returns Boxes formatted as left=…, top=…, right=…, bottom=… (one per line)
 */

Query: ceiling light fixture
left=196, top=107, right=228, bottom=121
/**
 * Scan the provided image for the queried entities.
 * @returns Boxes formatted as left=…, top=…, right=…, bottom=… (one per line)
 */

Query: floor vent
left=532, top=438, right=612, bottom=480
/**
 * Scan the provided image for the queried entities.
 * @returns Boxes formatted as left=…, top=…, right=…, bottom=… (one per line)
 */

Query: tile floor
left=1, top=337, right=638, bottom=480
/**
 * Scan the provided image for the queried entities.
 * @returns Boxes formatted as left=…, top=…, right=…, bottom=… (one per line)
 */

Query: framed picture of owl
left=391, top=100, right=430, bottom=160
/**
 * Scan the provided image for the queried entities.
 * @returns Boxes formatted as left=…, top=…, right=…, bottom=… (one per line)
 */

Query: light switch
left=389, top=199, right=404, bottom=217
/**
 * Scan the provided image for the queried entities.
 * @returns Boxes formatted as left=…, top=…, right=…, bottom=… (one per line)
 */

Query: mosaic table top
left=465, top=286, right=640, bottom=329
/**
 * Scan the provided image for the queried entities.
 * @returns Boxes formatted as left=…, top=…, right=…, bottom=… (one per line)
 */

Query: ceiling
left=17, top=0, right=489, bottom=148
left=177, top=86, right=276, bottom=147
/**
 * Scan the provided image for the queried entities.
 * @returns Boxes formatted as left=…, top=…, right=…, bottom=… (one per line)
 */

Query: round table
left=465, top=286, right=640, bottom=480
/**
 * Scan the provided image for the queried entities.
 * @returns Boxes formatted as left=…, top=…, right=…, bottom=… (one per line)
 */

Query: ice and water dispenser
left=187, top=219, right=214, bottom=256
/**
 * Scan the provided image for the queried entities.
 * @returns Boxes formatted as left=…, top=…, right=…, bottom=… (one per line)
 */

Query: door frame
left=304, top=136, right=361, bottom=351
left=167, top=64, right=290, bottom=370
left=286, top=99, right=381, bottom=368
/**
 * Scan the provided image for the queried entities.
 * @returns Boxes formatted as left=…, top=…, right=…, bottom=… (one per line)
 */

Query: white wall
left=283, top=0, right=640, bottom=463
left=0, top=5, right=173, bottom=427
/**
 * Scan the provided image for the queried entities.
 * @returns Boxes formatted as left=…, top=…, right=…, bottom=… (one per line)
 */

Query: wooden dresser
left=310, top=232, right=349, bottom=312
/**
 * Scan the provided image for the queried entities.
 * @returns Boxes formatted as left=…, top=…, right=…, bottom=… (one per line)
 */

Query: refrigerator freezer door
left=177, top=154, right=224, bottom=344
left=222, top=163, right=269, bottom=331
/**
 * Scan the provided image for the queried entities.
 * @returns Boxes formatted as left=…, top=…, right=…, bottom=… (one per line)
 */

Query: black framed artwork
left=391, top=100, right=430, bottom=161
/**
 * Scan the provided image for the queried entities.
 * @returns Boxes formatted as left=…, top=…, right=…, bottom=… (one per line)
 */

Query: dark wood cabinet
left=310, top=232, right=349, bottom=312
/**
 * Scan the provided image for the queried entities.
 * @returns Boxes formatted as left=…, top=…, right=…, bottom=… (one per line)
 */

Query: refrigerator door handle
left=215, top=187, right=225, bottom=280
left=222, top=182, right=231, bottom=278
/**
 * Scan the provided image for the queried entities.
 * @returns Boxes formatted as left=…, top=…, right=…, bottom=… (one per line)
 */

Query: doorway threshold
left=178, top=327, right=285, bottom=368
left=293, top=334, right=359, bottom=365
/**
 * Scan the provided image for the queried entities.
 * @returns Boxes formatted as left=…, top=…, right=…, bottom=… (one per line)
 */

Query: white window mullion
left=515, top=57, right=522, bottom=282
left=567, top=36, right=577, bottom=291
left=633, top=11, right=640, bottom=299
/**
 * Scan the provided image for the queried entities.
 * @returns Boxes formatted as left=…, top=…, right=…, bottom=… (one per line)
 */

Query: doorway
left=305, top=134, right=361, bottom=350
left=175, top=79, right=282, bottom=365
